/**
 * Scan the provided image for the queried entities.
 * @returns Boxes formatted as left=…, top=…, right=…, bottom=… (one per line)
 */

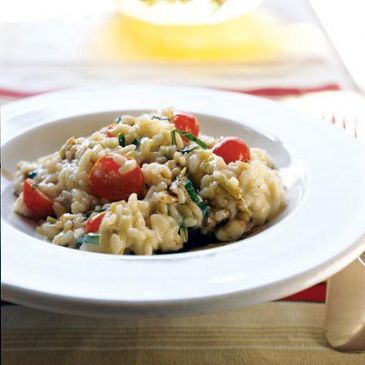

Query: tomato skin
left=85, top=212, right=105, bottom=233
left=89, top=155, right=144, bottom=201
left=173, top=112, right=199, bottom=143
left=212, top=137, right=250, bottom=164
left=23, top=178, right=54, bottom=220
left=104, top=123, right=117, bottom=137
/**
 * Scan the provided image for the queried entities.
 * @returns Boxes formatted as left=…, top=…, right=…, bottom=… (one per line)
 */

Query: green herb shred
left=114, top=116, right=122, bottom=123
left=198, top=202, right=211, bottom=219
left=118, top=133, right=126, bottom=147
left=84, top=205, right=108, bottom=219
left=84, top=211, right=93, bottom=219
left=152, top=115, right=169, bottom=121
left=132, top=138, right=141, bottom=148
left=46, top=216, right=57, bottom=224
left=184, top=180, right=201, bottom=205
left=96, top=204, right=109, bottom=212
left=76, top=233, right=100, bottom=249
left=27, top=171, right=37, bottom=179
left=75, top=236, right=84, bottom=249
left=181, top=145, right=199, bottom=154
left=184, top=179, right=211, bottom=218
left=171, top=130, right=177, bottom=146
left=179, top=227, right=189, bottom=242
left=84, top=234, right=100, bottom=244
left=174, top=130, right=207, bottom=149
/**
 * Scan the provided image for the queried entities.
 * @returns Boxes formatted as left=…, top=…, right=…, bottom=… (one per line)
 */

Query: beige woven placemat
left=2, top=302, right=364, bottom=365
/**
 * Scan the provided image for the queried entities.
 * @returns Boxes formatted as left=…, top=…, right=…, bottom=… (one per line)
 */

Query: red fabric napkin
left=0, top=84, right=340, bottom=99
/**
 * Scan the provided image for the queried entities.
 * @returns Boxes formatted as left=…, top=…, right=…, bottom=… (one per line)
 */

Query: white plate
left=2, top=85, right=365, bottom=318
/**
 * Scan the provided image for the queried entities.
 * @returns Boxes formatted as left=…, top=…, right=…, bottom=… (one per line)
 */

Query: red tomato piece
left=104, top=123, right=117, bottom=137
left=85, top=212, right=105, bottom=233
left=23, top=178, right=54, bottom=220
left=173, top=112, right=199, bottom=144
left=212, top=137, right=250, bottom=164
left=89, top=155, right=144, bottom=201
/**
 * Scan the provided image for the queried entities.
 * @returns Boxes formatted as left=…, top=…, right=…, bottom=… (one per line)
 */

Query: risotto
left=13, top=109, right=286, bottom=255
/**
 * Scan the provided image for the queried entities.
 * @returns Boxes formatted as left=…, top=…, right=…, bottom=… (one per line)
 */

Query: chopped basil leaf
left=118, top=133, right=126, bottom=147
left=75, top=236, right=84, bottom=249
left=171, top=130, right=177, bottom=146
left=96, top=204, right=109, bottom=212
left=132, top=138, right=141, bottom=148
left=84, top=211, right=93, bottom=218
left=27, top=171, right=37, bottom=179
left=76, top=233, right=100, bottom=249
left=152, top=115, right=169, bottom=121
left=184, top=179, right=201, bottom=205
left=174, top=130, right=207, bottom=149
left=198, top=202, right=211, bottom=219
left=84, top=233, right=100, bottom=244
left=114, top=116, right=122, bottom=123
left=184, top=179, right=211, bottom=219
left=84, top=205, right=108, bottom=218
left=46, top=216, right=57, bottom=224
left=181, top=145, right=199, bottom=154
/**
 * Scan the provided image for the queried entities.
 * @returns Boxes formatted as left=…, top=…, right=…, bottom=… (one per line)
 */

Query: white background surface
left=0, top=0, right=359, bottom=92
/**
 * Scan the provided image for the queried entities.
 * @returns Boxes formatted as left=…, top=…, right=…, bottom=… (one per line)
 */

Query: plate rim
left=2, top=85, right=365, bottom=317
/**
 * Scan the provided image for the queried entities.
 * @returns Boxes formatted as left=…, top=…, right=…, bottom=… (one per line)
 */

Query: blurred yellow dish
left=95, top=11, right=294, bottom=62
left=114, top=0, right=262, bottom=25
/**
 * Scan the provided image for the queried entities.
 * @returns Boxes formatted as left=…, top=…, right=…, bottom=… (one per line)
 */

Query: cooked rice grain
left=14, top=109, right=286, bottom=255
